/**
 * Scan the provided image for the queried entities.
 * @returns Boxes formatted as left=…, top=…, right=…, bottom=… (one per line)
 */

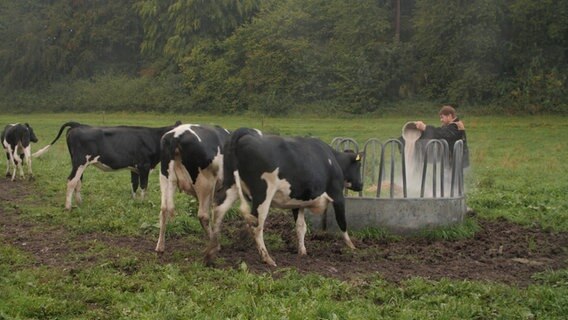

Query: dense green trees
left=0, top=0, right=142, bottom=88
left=1, top=0, right=566, bottom=114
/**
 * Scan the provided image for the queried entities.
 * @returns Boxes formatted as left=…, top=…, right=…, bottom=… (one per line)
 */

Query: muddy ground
left=1, top=179, right=566, bottom=286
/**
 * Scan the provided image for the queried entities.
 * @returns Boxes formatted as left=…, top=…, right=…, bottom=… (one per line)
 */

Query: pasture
left=1, top=113, right=567, bottom=319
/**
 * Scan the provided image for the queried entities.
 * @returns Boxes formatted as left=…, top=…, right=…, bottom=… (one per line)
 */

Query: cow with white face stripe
left=155, top=124, right=230, bottom=255
left=2, top=123, right=39, bottom=181
left=35, top=121, right=181, bottom=210
left=206, top=128, right=364, bottom=267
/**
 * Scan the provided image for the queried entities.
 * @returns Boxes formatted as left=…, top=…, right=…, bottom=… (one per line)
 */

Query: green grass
left=1, top=112, right=567, bottom=319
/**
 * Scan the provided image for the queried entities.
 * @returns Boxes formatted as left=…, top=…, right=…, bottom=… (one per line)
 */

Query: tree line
left=1, top=0, right=566, bottom=114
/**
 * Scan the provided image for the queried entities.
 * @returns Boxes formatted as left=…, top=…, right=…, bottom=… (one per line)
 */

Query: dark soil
left=1, top=179, right=566, bottom=286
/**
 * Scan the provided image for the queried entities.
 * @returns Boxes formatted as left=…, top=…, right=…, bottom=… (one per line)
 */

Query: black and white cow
left=155, top=124, right=230, bottom=255
left=2, top=123, right=39, bottom=181
left=35, top=121, right=181, bottom=210
left=206, top=128, right=364, bottom=267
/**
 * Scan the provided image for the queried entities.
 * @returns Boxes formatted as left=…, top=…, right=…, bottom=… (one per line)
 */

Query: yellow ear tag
left=355, top=154, right=361, bottom=161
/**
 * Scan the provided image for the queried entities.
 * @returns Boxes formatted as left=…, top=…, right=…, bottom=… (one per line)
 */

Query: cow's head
left=26, top=123, right=38, bottom=143
left=342, top=151, right=364, bottom=192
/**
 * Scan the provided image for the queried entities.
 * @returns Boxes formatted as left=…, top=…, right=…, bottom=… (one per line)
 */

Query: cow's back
left=66, top=125, right=167, bottom=169
left=235, top=135, right=343, bottom=200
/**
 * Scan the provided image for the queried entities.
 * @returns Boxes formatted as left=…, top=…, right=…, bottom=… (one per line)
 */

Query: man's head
left=438, top=105, right=456, bottom=125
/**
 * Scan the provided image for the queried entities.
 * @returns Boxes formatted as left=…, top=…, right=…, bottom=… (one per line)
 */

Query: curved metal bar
left=333, top=138, right=359, bottom=153
left=362, top=138, right=383, bottom=198
left=451, top=140, right=464, bottom=197
left=330, top=137, right=346, bottom=150
left=383, top=139, right=406, bottom=198
left=420, top=139, right=447, bottom=198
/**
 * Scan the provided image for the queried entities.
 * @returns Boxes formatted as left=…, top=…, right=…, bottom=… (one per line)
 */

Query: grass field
left=1, top=113, right=567, bottom=319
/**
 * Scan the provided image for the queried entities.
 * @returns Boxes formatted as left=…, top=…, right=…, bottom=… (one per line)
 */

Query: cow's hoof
left=263, top=256, right=277, bottom=267
left=204, top=257, right=216, bottom=268
left=466, top=207, right=477, bottom=217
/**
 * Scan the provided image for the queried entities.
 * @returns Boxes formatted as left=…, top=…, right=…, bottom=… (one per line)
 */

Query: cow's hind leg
left=66, top=167, right=85, bottom=210
left=251, top=182, right=279, bottom=267
left=9, top=149, right=19, bottom=181
left=66, top=155, right=94, bottom=210
left=293, top=208, right=308, bottom=256
left=4, top=151, right=11, bottom=178
left=138, top=167, right=151, bottom=200
left=205, top=185, right=239, bottom=266
left=74, top=175, right=83, bottom=205
left=234, top=171, right=257, bottom=226
left=194, top=174, right=217, bottom=239
left=131, top=172, right=140, bottom=199
left=155, top=171, right=176, bottom=255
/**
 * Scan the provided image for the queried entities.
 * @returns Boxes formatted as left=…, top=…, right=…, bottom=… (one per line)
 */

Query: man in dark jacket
left=414, top=105, right=469, bottom=168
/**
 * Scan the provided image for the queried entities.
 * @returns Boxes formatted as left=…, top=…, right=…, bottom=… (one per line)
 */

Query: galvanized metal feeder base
left=309, top=196, right=467, bottom=235
left=325, top=134, right=468, bottom=235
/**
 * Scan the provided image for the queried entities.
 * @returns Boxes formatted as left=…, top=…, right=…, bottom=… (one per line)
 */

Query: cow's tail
left=32, top=121, right=82, bottom=158
left=159, top=132, right=178, bottom=178
left=224, top=127, right=262, bottom=187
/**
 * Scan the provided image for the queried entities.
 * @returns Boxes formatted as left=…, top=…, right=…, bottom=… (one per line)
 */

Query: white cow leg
left=74, top=179, right=83, bottom=205
left=156, top=174, right=175, bottom=254
left=65, top=179, right=77, bottom=210
left=342, top=232, right=356, bottom=250
left=211, top=186, right=238, bottom=234
left=253, top=185, right=278, bottom=267
left=155, top=206, right=172, bottom=254
left=4, top=153, right=10, bottom=177
left=6, top=147, right=16, bottom=181
left=206, top=186, right=239, bottom=261
left=234, top=171, right=257, bottom=226
left=11, top=150, right=22, bottom=181
left=131, top=186, right=137, bottom=199
left=296, top=209, right=307, bottom=256
left=66, top=164, right=88, bottom=210
left=195, top=177, right=215, bottom=239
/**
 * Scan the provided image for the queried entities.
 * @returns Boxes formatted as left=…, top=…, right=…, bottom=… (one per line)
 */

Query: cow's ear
left=354, top=152, right=364, bottom=162
left=25, top=123, right=30, bottom=127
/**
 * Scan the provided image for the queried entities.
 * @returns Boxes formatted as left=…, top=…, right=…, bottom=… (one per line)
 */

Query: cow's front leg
left=5, top=151, right=13, bottom=178
left=24, top=147, right=34, bottom=180
left=332, top=198, right=356, bottom=250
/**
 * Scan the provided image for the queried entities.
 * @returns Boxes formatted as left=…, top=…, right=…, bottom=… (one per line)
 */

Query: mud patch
left=1, top=179, right=566, bottom=286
